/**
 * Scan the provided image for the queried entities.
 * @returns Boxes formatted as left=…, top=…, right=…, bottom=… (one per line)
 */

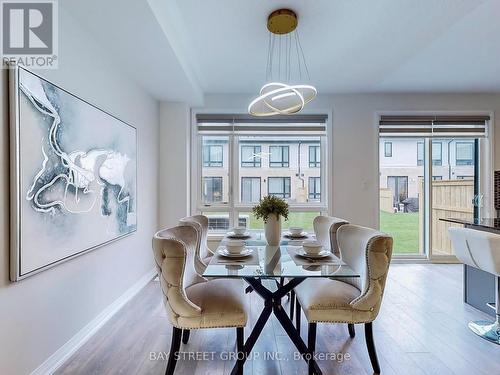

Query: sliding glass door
left=380, top=137, right=481, bottom=259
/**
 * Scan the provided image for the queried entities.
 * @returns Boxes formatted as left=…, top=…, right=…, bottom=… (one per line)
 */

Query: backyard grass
left=245, top=210, right=420, bottom=254
left=379, top=211, right=419, bottom=254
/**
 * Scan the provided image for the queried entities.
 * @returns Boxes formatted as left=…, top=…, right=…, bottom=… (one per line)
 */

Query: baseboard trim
left=31, top=269, right=156, bottom=375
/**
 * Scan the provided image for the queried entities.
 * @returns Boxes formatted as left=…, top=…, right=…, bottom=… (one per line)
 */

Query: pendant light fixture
left=248, top=9, right=317, bottom=117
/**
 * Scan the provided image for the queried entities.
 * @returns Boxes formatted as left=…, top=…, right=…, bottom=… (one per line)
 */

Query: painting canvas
left=10, top=66, right=137, bottom=281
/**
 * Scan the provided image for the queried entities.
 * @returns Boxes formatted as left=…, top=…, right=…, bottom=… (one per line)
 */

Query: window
left=432, top=176, right=442, bottom=181
left=456, top=142, right=474, bottom=166
left=268, top=177, right=291, bottom=198
left=241, top=177, right=261, bottom=203
left=432, top=142, right=442, bottom=166
left=195, top=114, right=328, bottom=232
left=203, top=144, right=223, bottom=167
left=417, top=141, right=442, bottom=165
left=309, top=145, right=320, bottom=167
left=384, top=142, right=392, bottom=157
left=309, top=177, right=321, bottom=200
left=241, top=145, right=261, bottom=167
left=269, top=145, right=289, bottom=167
left=203, top=177, right=223, bottom=203
left=417, top=142, right=424, bottom=166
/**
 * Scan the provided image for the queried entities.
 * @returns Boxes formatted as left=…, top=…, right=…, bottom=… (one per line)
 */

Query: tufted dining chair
left=179, top=215, right=214, bottom=276
left=152, top=225, right=247, bottom=375
left=289, top=215, right=349, bottom=321
left=294, top=224, right=393, bottom=374
left=312, top=215, right=349, bottom=258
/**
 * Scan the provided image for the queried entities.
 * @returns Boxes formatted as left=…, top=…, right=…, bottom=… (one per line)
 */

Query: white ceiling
left=64, top=0, right=500, bottom=102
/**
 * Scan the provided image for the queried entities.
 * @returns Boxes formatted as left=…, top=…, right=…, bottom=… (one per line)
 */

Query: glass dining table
left=203, top=231, right=360, bottom=375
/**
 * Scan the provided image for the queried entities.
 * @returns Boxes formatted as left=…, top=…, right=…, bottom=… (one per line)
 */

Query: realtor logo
left=1, top=0, right=58, bottom=68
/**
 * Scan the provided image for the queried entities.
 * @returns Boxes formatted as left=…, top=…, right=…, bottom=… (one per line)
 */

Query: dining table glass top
left=203, top=235, right=360, bottom=279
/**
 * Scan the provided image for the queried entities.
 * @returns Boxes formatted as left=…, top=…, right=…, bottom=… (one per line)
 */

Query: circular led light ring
left=260, top=82, right=304, bottom=113
left=248, top=82, right=316, bottom=116
left=248, top=86, right=304, bottom=116
left=262, top=86, right=305, bottom=114
left=261, top=83, right=317, bottom=113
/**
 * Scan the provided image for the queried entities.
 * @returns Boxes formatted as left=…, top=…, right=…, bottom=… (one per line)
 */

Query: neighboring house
left=379, top=139, right=475, bottom=208
left=202, top=138, right=321, bottom=204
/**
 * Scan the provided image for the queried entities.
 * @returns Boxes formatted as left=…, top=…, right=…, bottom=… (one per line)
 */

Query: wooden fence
left=418, top=179, right=474, bottom=256
left=380, top=188, right=393, bottom=213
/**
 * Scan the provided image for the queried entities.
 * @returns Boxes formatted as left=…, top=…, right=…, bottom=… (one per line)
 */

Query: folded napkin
left=210, top=247, right=260, bottom=266
left=286, top=247, right=345, bottom=266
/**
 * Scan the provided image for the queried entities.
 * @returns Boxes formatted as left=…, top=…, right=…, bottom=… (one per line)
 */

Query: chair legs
left=182, top=329, right=190, bottom=344
left=290, top=290, right=295, bottom=320
left=365, top=322, right=380, bottom=374
left=348, top=323, right=355, bottom=338
left=304, top=321, right=380, bottom=374
left=236, top=327, right=244, bottom=375
left=166, top=327, right=244, bottom=375
left=165, top=327, right=182, bottom=375
left=295, top=298, right=301, bottom=335
left=308, top=323, right=317, bottom=375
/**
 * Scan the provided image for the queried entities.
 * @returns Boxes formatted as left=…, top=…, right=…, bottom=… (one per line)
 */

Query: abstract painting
left=10, top=66, right=137, bottom=281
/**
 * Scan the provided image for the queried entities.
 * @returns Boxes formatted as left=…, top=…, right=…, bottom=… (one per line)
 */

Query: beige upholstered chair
left=179, top=215, right=214, bottom=275
left=290, top=215, right=349, bottom=320
left=152, top=226, right=247, bottom=374
left=313, top=215, right=349, bottom=257
left=294, top=224, right=393, bottom=374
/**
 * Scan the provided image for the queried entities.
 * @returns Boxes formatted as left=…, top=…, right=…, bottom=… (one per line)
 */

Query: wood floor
left=56, top=264, right=500, bottom=375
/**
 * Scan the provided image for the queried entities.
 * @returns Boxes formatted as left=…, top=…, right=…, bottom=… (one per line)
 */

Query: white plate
left=284, top=231, right=308, bottom=238
left=296, top=249, right=330, bottom=259
left=218, top=248, right=253, bottom=258
left=226, top=231, right=251, bottom=238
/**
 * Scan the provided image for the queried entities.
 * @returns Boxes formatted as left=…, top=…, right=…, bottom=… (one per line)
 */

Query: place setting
left=212, top=239, right=259, bottom=266
left=287, top=239, right=344, bottom=266
left=226, top=226, right=252, bottom=240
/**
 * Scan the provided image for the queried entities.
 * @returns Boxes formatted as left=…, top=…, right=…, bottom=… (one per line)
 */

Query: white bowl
left=289, top=227, right=304, bottom=235
left=226, top=240, right=245, bottom=254
left=302, top=240, right=323, bottom=255
left=232, top=227, right=247, bottom=236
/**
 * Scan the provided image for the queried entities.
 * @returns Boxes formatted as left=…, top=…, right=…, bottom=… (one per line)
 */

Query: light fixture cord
left=266, top=31, right=272, bottom=82
left=295, top=30, right=311, bottom=81
left=294, top=30, right=302, bottom=81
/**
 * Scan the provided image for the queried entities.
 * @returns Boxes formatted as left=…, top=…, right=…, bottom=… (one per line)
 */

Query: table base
left=231, top=277, right=322, bottom=375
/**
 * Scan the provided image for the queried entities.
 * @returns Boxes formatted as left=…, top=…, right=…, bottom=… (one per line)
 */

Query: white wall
left=159, top=102, right=190, bottom=227
left=0, top=6, right=159, bottom=374
left=183, top=93, right=500, bottom=229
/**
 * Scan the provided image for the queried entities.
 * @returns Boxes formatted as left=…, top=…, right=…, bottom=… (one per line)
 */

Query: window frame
left=191, top=114, right=331, bottom=234
left=268, top=177, right=291, bottom=199
left=432, top=141, right=442, bottom=166
left=417, top=141, right=424, bottom=166
left=308, top=176, right=321, bottom=200
left=203, top=144, right=223, bottom=167
left=241, top=145, right=262, bottom=168
left=203, top=176, right=223, bottom=203
left=384, top=141, right=392, bottom=157
left=455, top=141, right=474, bottom=166
left=309, top=145, right=320, bottom=167
left=241, top=176, right=261, bottom=203
left=269, top=145, right=290, bottom=168
left=418, top=141, right=442, bottom=166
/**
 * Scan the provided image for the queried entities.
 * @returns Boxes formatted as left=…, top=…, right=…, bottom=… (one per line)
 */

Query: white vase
left=265, top=214, right=281, bottom=246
